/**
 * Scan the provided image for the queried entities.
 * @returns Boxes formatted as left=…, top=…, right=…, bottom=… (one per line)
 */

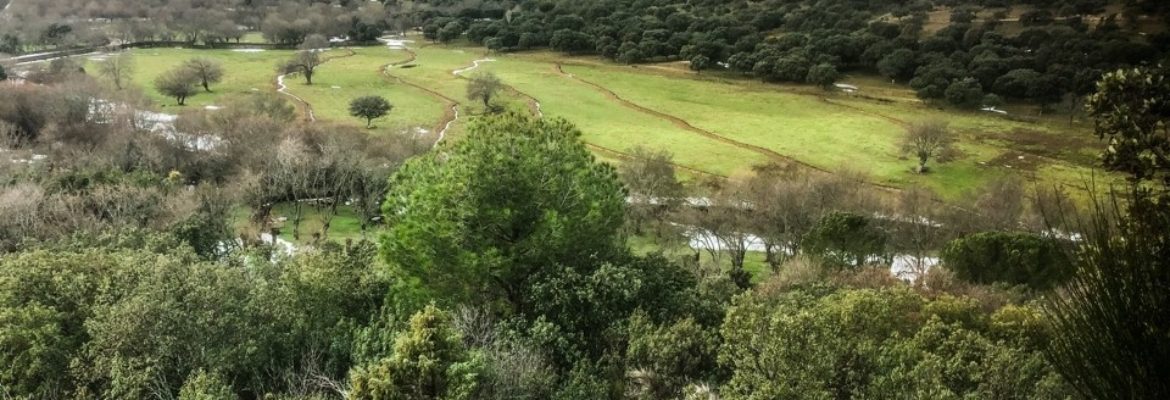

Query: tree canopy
left=380, top=112, right=626, bottom=313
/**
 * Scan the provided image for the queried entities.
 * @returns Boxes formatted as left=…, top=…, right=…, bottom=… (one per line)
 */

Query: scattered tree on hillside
left=689, top=55, right=710, bottom=74
left=945, top=77, right=985, bottom=109
left=154, top=68, right=199, bottom=105
left=349, top=95, right=392, bottom=128
left=806, top=63, right=840, bottom=90
left=0, top=65, right=7, bottom=81
left=281, top=50, right=323, bottom=85
left=901, top=120, right=954, bottom=174
left=437, top=21, right=465, bottom=43
left=182, top=58, right=224, bottom=92
left=96, top=54, right=133, bottom=90
left=466, top=72, right=502, bottom=113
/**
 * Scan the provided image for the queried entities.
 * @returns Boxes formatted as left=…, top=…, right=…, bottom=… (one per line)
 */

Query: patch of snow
left=377, top=37, right=414, bottom=49
left=276, top=73, right=315, bottom=122
left=331, top=85, right=341, bottom=89
left=890, top=256, right=939, bottom=282
left=204, top=105, right=222, bottom=111
left=436, top=104, right=457, bottom=145
left=231, top=48, right=266, bottom=53
left=835, top=83, right=860, bottom=91
left=686, top=229, right=769, bottom=252
left=452, top=58, right=496, bottom=75
left=981, top=106, right=1008, bottom=115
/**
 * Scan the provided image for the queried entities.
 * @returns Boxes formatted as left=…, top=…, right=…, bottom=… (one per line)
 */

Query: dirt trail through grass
left=278, top=48, right=355, bottom=122
left=552, top=62, right=909, bottom=193
left=554, top=63, right=806, bottom=167
left=380, top=47, right=459, bottom=144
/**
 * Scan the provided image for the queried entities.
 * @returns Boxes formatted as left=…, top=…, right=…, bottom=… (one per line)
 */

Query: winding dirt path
left=276, top=48, right=356, bottom=122
left=452, top=58, right=495, bottom=75
left=553, top=63, right=907, bottom=193
left=554, top=65, right=827, bottom=171
left=380, top=47, right=460, bottom=144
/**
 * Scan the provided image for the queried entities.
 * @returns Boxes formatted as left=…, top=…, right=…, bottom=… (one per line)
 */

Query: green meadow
left=93, top=37, right=1111, bottom=200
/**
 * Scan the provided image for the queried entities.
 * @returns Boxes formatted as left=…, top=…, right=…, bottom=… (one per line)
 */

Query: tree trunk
left=764, top=243, right=780, bottom=273
left=202, top=80, right=211, bottom=92
left=730, top=248, right=746, bottom=271
left=292, top=201, right=304, bottom=240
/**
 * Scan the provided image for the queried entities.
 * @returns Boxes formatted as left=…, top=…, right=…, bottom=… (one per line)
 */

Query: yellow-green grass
left=469, top=54, right=769, bottom=177
left=239, top=32, right=268, bottom=44
left=554, top=61, right=1108, bottom=198
left=107, top=47, right=296, bottom=109
left=269, top=203, right=369, bottom=245
left=384, top=45, right=487, bottom=136
left=282, top=46, right=446, bottom=135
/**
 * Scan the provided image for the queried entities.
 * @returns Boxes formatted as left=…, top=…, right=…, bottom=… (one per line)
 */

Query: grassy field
left=102, top=47, right=296, bottom=109
left=283, top=46, right=447, bottom=135
left=97, top=37, right=1111, bottom=200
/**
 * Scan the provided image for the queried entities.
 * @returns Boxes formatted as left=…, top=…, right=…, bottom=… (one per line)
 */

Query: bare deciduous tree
left=154, top=67, right=199, bottom=105
left=619, top=146, right=685, bottom=236
left=901, top=120, right=954, bottom=174
left=466, top=71, right=502, bottom=112
left=97, top=53, right=134, bottom=90
left=281, top=50, right=323, bottom=85
left=182, top=57, right=224, bottom=92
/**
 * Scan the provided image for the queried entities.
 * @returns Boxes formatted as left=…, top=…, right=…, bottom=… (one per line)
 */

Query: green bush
left=941, top=232, right=1072, bottom=289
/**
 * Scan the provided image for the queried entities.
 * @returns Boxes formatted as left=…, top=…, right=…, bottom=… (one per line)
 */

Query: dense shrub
left=942, top=232, right=1073, bottom=289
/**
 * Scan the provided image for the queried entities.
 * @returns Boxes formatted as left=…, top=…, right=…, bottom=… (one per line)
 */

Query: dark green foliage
left=806, top=63, right=840, bottom=90
left=1086, top=66, right=1170, bottom=186
left=878, top=49, right=918, bottom=81
left=349, top=95, right=393, bottom=128
left=625, top=313, right=719, bottom=399
left=942, top=232, right=1073, bottom=290
left=550, top=29, right=593, bottom=54
left=945, top=77, right=986, bottom=108
left=1045, top=191, right=1170, bottom=400
left=689, top=55, right=711, bottom=73
left=439, top=21, right=466, bottom=43
left=348, top=304, right=482, bottom=400
left=403, top=0, right=1166, bottom=109
left=803, top=211, right=887, bottom=269
left=719, top=286, right=1070, bottom=400
left=0, top=64, right=6, bottom=81
left=178, top=370, right=234, bottom=400
left=380, top=113, right=626, bottom=313
left=0, top=236, right=388, bottom=398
